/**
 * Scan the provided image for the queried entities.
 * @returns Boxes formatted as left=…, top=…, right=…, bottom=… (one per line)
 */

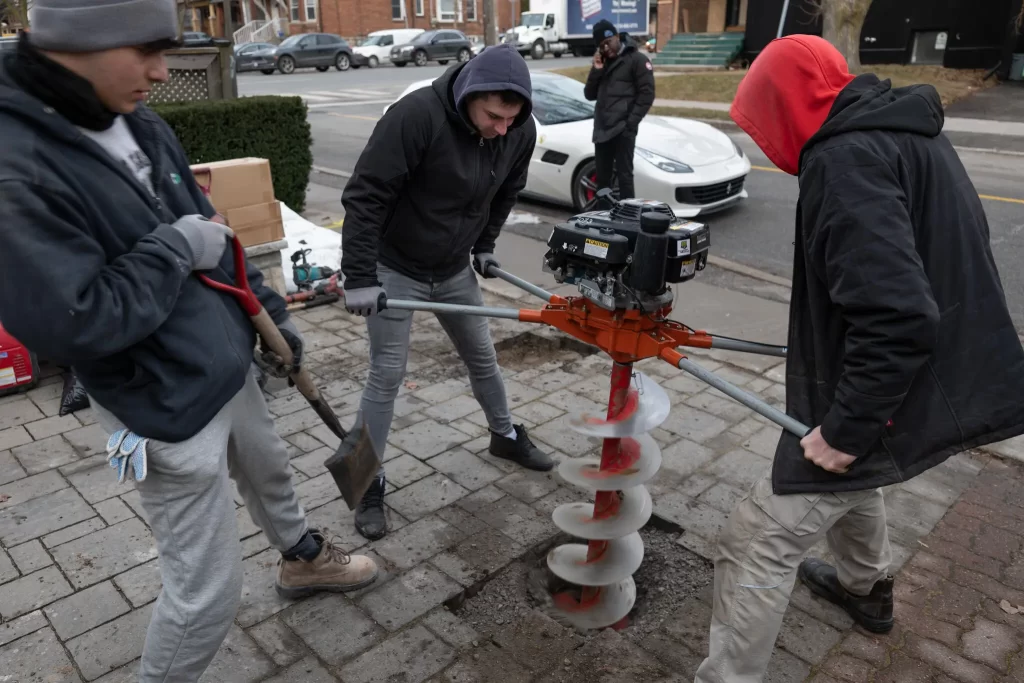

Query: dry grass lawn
left=552, top=64, right=995, bottom=108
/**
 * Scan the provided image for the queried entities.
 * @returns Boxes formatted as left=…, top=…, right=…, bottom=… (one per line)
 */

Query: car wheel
left=414, top=50, right=428, bottom=67
left=531, top=41, right=545, bottom=60
left=393, top=61, right=407, bottom=67
left=316, top=65, right=329, bottom=72
left=438, top=60, right=449, bottom=65
left=335, top=53, right=350, bottom=70
left=457, top=48, right=471, bottom=63
left=260, top=69, right=275, bottom=75
left=573, top=160, right=618, bottom=211
left=553, top=51, right=563, bottom=58
left=277, top=55, right=295, bottom=74
left=369, top=56, right=379, bottom=68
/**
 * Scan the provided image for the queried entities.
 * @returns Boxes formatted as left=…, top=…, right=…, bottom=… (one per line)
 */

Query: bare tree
left=1, top=0, right=31, bottom=28
left=809, top=0, right=873, bottom=70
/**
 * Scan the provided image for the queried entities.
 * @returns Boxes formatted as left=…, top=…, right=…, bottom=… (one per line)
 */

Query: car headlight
left=401, top=46, right=414, bottom=53
left=636, top=147, right=693, bottom=173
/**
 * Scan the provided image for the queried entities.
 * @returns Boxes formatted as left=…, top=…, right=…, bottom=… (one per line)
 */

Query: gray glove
left=344, top=285, right=385, bottom=317
left=473, top=253, right=500, bottom=279
left=170, top=214, right=234, bottom=271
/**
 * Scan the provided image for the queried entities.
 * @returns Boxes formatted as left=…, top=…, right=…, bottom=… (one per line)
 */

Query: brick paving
left=0, top=285, right=1017, bottom=682
left=809, top=456, right=1024, bottom=683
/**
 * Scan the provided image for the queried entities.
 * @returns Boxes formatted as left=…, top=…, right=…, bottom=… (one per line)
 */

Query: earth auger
left=357, top=197, right=812, bottom=630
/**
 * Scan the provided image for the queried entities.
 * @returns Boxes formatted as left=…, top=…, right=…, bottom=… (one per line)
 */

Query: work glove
left=106, top=429, right=148, bottom=484
left=170, top=214, right=234, bottom=271
left=256, top=317, right=305, bottom=381
left=344, top=285, right=386, bottom=317
left=473, top=253, right=500, bottom=279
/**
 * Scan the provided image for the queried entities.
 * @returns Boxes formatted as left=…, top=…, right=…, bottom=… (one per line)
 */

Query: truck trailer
left=503, top=0, right=650, bottom=59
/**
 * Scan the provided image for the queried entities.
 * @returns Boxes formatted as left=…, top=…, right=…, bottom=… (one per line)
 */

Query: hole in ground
left=452, top=524, right=713, bottom=645
left=494, top=331, right=600, bottom=373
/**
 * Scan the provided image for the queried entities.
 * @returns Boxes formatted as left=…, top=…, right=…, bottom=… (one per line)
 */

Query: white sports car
left=383, top=71, right=751, bottom=216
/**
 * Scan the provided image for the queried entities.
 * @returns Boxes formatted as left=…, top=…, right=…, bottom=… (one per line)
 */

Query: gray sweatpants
left=694, top=471, right=891, bottom=682
left=91, top=371, right=307, bottom=682
left=342, top=262, right=514, bottom=468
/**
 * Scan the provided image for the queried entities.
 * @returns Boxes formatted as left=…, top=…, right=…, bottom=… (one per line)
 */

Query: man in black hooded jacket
left=337, top=44, right=552, bottom=541
left=694, top=35, right=1024, bottom=683
left=583, top=19, right=655, bottom=201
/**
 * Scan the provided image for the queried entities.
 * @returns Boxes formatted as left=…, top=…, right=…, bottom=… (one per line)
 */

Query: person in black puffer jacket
left=583, top=19, right=655, bottom=200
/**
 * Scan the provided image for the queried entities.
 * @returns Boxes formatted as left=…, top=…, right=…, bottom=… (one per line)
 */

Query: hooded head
left=729, top=35, right=854, bottom=175
left=23, top=0, right=180, bottom=115
left=451, top=43, right=533, bottom=139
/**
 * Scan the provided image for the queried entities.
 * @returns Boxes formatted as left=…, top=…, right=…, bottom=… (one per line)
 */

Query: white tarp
left=278, top=203, right=342, bottom=294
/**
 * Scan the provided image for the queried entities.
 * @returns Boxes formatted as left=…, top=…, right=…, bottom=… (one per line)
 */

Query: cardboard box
left=190, top=158, right=275, bottom=212
left=225, top=200, right=284, bottom=248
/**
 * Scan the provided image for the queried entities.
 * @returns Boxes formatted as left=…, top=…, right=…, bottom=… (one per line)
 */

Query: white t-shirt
left=78, top=116, right=155, bottom=196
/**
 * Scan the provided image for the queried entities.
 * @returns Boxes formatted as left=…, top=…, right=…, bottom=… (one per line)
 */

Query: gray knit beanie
left=29, top=0, right=180, bottom=53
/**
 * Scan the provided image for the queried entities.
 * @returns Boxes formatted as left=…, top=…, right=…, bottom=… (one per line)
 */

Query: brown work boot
left=276, top=531, right=378, bottom=599
left=798, top=557, right=894, bottom=633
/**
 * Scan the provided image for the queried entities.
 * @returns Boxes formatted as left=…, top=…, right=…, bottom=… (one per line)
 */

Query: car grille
left=676, top=176, right=745, bottom=205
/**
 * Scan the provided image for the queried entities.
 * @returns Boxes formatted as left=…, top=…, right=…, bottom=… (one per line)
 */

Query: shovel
left=199, top=234, right=382, bottom=510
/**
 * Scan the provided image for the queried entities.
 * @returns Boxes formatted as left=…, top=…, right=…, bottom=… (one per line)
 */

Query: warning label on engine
left=584, top=238, right=609, bottom=259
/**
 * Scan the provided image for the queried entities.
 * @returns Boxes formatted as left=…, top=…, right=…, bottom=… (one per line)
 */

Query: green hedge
left=152, top=96, right=313, bottom=213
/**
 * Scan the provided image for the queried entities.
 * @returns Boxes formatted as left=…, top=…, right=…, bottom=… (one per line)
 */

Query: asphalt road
left=237, top=69, right=1024, bottom=333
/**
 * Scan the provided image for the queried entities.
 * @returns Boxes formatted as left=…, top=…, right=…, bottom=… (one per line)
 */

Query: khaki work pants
left=694, top=471, right=892, bottom=683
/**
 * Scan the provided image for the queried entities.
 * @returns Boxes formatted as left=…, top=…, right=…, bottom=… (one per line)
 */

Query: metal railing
left=234, top=17, right=288, bottom=45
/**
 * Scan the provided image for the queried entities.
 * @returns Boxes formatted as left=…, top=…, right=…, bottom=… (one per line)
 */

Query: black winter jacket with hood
left=753, top=71, right=1024, bottom=494
left=583, top=33, right=655, bottom=144
left=0, top=40, right=289, bottom=443
left=340, top=44, right=537, bottom=290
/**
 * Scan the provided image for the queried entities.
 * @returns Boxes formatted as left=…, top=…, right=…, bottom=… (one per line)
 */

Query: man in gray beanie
left=0, top=2, right=378, bottom=681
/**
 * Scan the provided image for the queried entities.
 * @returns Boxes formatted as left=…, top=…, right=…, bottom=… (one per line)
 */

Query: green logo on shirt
left=170, top=172, right=182, bottom=184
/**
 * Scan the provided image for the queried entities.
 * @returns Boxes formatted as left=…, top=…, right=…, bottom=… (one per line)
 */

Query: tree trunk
left=819, top=0, right=872, bottom=70
left=483, top=0, right=497, bottom=45
left=1, top=0, right=31, bottom=28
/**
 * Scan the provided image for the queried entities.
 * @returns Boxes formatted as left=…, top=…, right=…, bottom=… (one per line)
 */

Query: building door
left=725, top=0, right=742, bottom=27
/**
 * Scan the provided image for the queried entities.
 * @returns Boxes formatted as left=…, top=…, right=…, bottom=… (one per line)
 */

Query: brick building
left=202, top=0, right=519, bottom=43
left=319, top=0, right=517, bottom=42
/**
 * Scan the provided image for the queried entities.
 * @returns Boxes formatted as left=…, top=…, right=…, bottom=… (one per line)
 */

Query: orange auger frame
left=517, top=292, right=716, bottom=367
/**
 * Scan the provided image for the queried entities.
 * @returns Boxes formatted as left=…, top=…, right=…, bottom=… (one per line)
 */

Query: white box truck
left=503, top=0, right=650, bottom=60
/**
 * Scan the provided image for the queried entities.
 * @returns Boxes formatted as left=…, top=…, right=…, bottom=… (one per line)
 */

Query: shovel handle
left=251, top=309, right=317, bottom=398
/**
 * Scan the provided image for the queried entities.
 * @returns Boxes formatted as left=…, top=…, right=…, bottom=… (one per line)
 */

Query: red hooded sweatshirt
left=730, top=35, right=855, bottom=175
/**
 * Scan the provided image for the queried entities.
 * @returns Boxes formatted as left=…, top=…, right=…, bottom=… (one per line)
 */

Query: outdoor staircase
left=653, top=33, right=745, bottom=67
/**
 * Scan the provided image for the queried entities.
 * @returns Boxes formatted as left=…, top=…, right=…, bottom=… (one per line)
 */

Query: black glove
left=473, top=253, right=500, bottom=279
left=256, top=318, right=304, bottom=382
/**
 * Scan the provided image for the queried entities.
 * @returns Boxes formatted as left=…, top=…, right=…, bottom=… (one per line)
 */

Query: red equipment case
left=0, top=322, right=39, bottom=396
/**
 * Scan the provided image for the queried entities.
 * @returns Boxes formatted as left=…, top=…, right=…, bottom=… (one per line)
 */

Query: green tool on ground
left=199, top=235, right=382, bottom=510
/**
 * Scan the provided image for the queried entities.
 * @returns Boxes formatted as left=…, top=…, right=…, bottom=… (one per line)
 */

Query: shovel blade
left=324, top=422, right=382, bottom=511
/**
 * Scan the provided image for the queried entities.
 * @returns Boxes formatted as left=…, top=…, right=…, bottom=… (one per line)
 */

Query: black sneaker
left=354, top=475, right=387, bottom=541
left=798, top=557, right=894, bottom=633
left=489, top=424, right=554, bottom=471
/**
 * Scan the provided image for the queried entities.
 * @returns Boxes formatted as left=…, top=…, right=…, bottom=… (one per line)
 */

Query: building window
left=437, top=0, right=456, bottom=22
left=465, top=0, right=476, bottom=21
left=392, top=0, right=404, bottom=20
left=415, top=0, right=424, bottom=16
left=290, top=0, right=300, bottom=21
left=305, top=0, right=317, bottom=21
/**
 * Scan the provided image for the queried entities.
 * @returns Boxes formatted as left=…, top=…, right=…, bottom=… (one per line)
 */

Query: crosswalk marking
left=298, top=93, right=338, bottom=101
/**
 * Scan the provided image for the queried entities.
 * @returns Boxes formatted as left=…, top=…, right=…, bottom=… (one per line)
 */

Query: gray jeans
left=344, top=263, right=513, bottom=468
left=91, top=371, right=307, bottom=683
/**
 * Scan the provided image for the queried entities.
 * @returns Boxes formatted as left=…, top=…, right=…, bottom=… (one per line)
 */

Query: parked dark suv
left=390, top=30, right=473, bottom=67
left=273, top=32, right=366, bottom=74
